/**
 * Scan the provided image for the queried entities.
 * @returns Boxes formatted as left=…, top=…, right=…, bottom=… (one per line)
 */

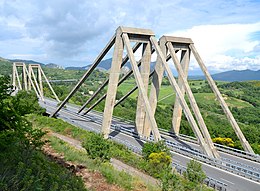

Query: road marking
left=173, top=159, right=181, bottom=163
left=220, top=178, right=234, bottom=185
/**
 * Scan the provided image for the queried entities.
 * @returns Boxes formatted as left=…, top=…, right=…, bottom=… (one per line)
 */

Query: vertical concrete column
left=24, top=66, right=41, bottom=98
left=38, top=66, right=43, bottom=96
left=31, top=67, right=44, bottom=100
left=102, top=30, right=124, bottom=139
left=168, top=42, right=219, bottom=158
left=12, top=63, right=16, bottom=88
left=15, top=66, right=22, bottom=90
left=190, top=44, right=254, bottom=154
left=172, top=49, right=190, bottom=135
left=135, top=43, right=151, bottom=135
left=28, top=65, right=32, bottom=90
left=22, top=63, right=27, bottom=90
left=142, top=38, right=166, bottom=138
left=151, top=36, right=213, bottom=157
left=122, top=33, right=161, bottom=141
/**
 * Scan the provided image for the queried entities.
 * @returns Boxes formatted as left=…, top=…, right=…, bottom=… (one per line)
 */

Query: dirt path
left=50, top=132, right=159, bottom=187
left=111, top=158, right=159, bottom=186
left=43, top=142, right=123, bottom=191
left=51, top=132, right=85, bottom=150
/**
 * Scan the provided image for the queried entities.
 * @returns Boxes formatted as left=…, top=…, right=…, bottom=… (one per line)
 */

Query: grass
left=28, top=114, right=160, bottom=191
left=28, top=114, right=212, bottom=191
left=0, top=142, right=87, bottom=191
left=48, top=136, right=143, bottom=191
left=116, top=79, right=249, bottom=109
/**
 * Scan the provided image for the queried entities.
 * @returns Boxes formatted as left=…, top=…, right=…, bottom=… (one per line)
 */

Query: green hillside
left=0, top=58, right=12, bottom=77
left=1, top=59, right=259, bottom=153
left=42, top=72, right=260, bottom=153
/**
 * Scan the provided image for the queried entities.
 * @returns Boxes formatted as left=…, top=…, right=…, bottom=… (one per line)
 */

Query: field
left=117, top=78, right=253, bottom=109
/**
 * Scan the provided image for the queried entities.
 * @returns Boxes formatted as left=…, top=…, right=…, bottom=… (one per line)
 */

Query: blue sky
left=0, top=0, right=259, bottom=73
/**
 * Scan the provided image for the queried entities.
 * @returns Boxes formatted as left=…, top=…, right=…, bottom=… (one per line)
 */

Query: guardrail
left=160, top=129, right=260, bottom=162
left=161, top=137, right=260, bottom=182
left=43, top=97, right=260, bottom=161
left=109, top=132, right=229, bottom=191
left=172, top=161, right=228, bottom=191
left=109, top=122, right=260, bottom=182
left=109, top=133, right=229, bottom=191
left=41, top=100, right=260, bottom=183
left=222, top=157, right=260, bottom=173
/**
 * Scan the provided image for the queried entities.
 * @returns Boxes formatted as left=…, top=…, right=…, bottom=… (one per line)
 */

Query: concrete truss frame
left=12, top=63, right=60, bottom=102
left=49, top=26, right=254, bottom=157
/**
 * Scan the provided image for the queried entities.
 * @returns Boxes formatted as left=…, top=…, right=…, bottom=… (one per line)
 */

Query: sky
left=0, top=0, right=260, bottom=73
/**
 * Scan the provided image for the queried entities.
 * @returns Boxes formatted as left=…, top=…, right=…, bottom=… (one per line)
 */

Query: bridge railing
left=108, top=132, right=228, bottom=191
left=41, top=99, right=260, bottom=182
left=45, top=96, right=259, bottom=162
left=172, top=161, right=228, bottom=191
left=159, top=129, right=260, bottom=162
left=109, top=121, right=260, bottom=182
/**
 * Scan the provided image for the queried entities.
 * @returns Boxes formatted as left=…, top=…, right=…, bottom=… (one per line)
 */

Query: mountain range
left=204, top=69, right=260, bottom=81
left=65, top=58, right=260, bottom=82
left=3, top=57, right=260, bottom=82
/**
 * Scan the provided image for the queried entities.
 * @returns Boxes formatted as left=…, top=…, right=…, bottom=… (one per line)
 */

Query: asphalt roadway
left=40, top=98, right=260, bottom=191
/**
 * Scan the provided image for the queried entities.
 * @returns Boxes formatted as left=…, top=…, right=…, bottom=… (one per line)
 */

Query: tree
left=0, top=76, right=45, bottom=151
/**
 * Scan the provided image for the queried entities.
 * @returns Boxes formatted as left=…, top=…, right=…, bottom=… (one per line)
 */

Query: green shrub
left=212, top=137, right=235, bottom=147
left=142, top=140, right=170, bottom=160
left=0, top=76, right=86, bottom=191
left=11, top=90, right=46, bottom=116
left=160, top=170, right=182, bottom=191
left=148, top=152, right=171, bottom=177
left=0, top=76, right=46, bottom=151
left=82, top=133, right=111, bottom=161
left=184, top=160, right=206, bottom=184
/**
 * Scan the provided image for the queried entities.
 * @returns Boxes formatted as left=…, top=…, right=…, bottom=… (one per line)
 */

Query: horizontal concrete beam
left=117, top=26, right=155, bottom=36
left=160, top=36, right=193, bottom=44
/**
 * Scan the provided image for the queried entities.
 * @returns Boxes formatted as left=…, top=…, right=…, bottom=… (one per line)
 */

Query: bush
left=82, top=133, right=111, bottom=161
left=0, top=76, right=46, bottom=151
left=212, top=137, right=235, bottom=147
left=142, top=140, right=170, bottom=160
left=11, top=90, right=46, bottom=116
left=0, top=76, right=86, bottom=191
left=160, top=170, right=182, bottom=191
left=184, top=160, right=206, bottom=184
left=148, top=152, right=171, bottom=178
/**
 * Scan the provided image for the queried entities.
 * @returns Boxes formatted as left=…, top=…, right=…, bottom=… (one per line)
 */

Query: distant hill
left=70, top=58, right=157, bottom=72
left=46, top=63, right=63, bottom=69
left=2, top=56, right=260, bottom=82
left=0, top=58, right=12, bottom=76
left=65, top=58, right=113, bottom=70
left=211, top=69, right=260, bottom=81
left=65, top=66, right=84, bottom=70
left=8, top=59, right=44, bottom=66
left=189, top=69, right=260, bottom=82
left=8, top=59, right=63, bottom=69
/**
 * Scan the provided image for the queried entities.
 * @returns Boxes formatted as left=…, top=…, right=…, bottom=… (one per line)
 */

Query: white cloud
left=167, top=23, right=260, bottom=71
left=0, top=0, right=260, bottom=70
